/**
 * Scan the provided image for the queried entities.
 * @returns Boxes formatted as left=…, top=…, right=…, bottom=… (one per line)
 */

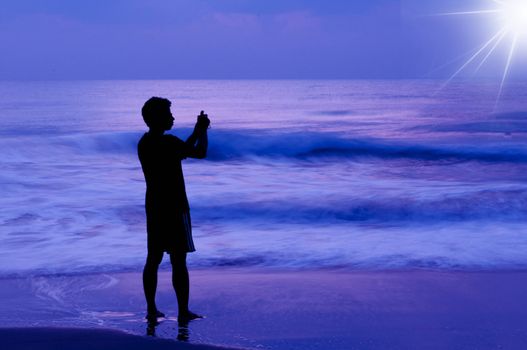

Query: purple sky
left=1, top=0, right=526, bottom=79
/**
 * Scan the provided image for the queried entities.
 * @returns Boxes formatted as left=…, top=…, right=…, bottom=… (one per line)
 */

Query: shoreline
left=1, top=268, right=527, bottom=349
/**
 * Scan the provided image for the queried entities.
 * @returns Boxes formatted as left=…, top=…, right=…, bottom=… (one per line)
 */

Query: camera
left=197, top=110, right=211, bottom=129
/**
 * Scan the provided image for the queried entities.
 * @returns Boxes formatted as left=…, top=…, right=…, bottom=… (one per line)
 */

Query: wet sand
left=1, top=268, right=527, bottom=349
left=0, top=327, right=242, bottom=350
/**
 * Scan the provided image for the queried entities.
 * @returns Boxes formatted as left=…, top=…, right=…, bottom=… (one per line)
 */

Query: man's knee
left=169, top=252, right=187, bottom=269
left=145, top=251, right=164, bottom=268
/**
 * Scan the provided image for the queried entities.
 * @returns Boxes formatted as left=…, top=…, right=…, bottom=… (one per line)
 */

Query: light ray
left=476, top=29, right=507, bottom=71
left=427, top=47, right=488, bottom=78
left=442, top=30, right=506, bottom=87
left=496, top=33, right=519, bottom=106
left=436, top=10, right=501, bottom=16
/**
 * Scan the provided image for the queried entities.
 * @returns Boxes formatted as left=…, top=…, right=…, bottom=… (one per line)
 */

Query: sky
left=1, top=0, right=526, bottom=80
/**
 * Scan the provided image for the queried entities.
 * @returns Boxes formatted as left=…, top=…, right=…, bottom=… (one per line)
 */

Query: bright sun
left=501, top=0, right=527, bottom=34
left=440, top=0, right=527, bottom=102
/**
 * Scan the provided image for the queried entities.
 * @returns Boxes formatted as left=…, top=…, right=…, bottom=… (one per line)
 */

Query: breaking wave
left=5, top=129, right=526, bottom=163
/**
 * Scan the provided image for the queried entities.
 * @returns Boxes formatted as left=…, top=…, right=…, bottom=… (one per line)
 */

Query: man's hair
left=141, top=97, right=171, bottom=128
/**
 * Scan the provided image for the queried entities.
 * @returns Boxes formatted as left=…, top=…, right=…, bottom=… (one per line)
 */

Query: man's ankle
left=147, top=306, right=158, bottom=314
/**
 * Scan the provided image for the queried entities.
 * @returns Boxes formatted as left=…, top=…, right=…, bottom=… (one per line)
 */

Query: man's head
left=142, top=97, right=174, bottom=131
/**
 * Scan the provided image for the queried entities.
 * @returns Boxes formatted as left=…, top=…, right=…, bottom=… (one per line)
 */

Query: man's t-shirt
left=138, top=133, right=190, bottom=233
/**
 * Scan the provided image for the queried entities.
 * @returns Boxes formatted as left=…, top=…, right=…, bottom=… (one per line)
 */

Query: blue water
left=1, top=79, right=527, bottom=275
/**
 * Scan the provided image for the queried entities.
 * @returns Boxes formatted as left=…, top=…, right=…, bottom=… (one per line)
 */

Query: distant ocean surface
left=1, top=79, right=527, bottom=276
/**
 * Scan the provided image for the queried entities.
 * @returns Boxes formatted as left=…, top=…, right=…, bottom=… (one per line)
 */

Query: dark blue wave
left=44, top=129, right=527, bottom=163
left=194, top=129, right=527, bottom=163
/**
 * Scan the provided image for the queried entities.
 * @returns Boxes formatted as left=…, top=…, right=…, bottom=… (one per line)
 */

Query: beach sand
left=1, top=268, right=527, bottom=349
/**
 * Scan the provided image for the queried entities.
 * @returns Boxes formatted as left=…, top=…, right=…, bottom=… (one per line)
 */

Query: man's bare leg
left=143, top=250, right=165, bottom=320
left=170, top=252, right=202, bottom=322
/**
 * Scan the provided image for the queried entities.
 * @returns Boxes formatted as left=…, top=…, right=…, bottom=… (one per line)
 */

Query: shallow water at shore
left=2, top=268, right=527, bottom=349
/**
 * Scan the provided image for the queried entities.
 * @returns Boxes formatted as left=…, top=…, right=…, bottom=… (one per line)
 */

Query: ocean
left=1, top=79, right=527, bottom=276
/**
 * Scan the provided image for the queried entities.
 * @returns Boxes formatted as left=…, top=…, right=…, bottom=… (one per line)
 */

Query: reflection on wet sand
left=146, top=318, right=190, bottom=342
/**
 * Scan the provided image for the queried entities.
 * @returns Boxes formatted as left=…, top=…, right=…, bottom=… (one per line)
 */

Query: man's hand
left=186, top=111, right=209, bottom=159
left=194, top=110, right=210, bottom=134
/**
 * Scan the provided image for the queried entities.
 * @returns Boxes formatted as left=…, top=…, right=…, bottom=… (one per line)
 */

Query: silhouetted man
left=138, top=97, right=209, bottom=323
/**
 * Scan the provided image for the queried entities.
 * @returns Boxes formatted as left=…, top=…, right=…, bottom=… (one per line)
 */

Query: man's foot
left=145, top=309, right=166, bottom=322
left=177, top=310, right=203, bottom=323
